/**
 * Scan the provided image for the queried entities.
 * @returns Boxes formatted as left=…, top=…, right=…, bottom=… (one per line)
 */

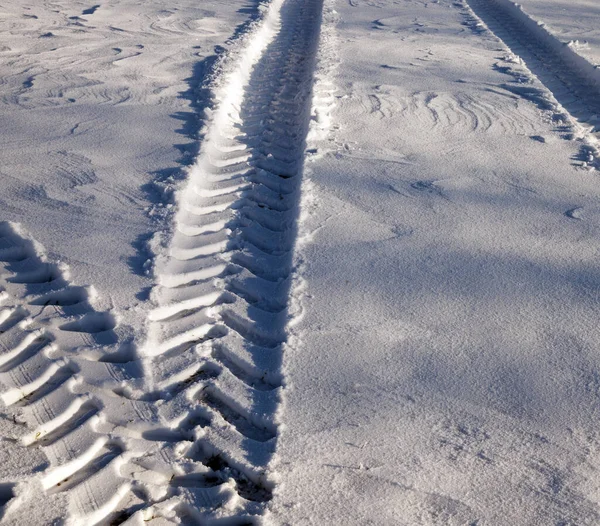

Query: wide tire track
left=142, top=0, right=324, bottom=521
left=0, top=0, right=324, bottom=522
left=0, top=223, right=155, bottom=525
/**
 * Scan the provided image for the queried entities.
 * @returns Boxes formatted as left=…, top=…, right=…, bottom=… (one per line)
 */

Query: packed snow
left=0, top=0, right=599, bottom=524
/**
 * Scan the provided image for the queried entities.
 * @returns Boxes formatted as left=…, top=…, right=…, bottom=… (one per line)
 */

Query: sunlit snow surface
left=0, top=0, right=599, bottom=524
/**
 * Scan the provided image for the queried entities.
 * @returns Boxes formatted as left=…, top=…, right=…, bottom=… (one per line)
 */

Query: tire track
left=141, top=0, right=324, bottom=521
left=0, top=224, right=252, bottom=524
left=0, top=225, right=218, bottom=524
left=462, top=0, right=600, bottom=168
left=0, top=0, right=324, bottom=521
left=0, top=223, right=151, bottom=525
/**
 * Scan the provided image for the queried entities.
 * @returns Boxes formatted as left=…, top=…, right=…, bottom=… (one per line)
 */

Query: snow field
left=273, top=0, right=600, bottom=524
left=1, top=0, right=600, bottom=524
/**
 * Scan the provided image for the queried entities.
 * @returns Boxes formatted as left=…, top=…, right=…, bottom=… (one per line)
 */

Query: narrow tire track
left=463, top=0, right=600, bottom=167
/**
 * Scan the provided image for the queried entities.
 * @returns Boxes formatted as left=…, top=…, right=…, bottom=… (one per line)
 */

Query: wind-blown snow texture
left=1, top=0, right=600, bottom=524
left=274, top=0, right=600, bottom=524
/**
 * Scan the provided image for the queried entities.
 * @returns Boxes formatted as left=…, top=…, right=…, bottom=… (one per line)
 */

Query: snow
left=517, top=0, right=600, bottom=66
left=0, top=0, right=599, bottom=523
left=0, top=0, right=254, bottom=321
left=274, top=0, right=600, bottom=523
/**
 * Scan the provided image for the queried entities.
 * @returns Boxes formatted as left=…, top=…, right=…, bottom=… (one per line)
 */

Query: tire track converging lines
left=144, top=0, right=324, bottom=520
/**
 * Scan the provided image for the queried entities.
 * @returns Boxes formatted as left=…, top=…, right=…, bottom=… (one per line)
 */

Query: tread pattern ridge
left=0, top=0, right=324, bottom=522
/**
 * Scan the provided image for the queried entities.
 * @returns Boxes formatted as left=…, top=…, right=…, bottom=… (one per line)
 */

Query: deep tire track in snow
left=463, top=0, right=600, bottom=166
left=0, top=223, right=151, bottom=525
left=141, top=0, right=324, bottom=520
left=0, top=0, right=324, bottom=521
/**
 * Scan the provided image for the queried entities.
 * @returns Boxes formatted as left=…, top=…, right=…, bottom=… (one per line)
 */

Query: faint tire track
left=462, top=0, right=600, bottom=168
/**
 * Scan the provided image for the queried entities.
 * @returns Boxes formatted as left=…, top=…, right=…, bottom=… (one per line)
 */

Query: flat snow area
left=0, top=0, right=599, bottom=524
left=275, top=0, right=600, bottom=523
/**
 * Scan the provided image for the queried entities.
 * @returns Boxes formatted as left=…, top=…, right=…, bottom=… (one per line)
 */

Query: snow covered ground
left=0, top=0, right=258, bottom=316
left=274, top=0, right=600, bottom=523
left=517, top=0, right=600, bottom=66
left=0, top=0, right=599, bottom=524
